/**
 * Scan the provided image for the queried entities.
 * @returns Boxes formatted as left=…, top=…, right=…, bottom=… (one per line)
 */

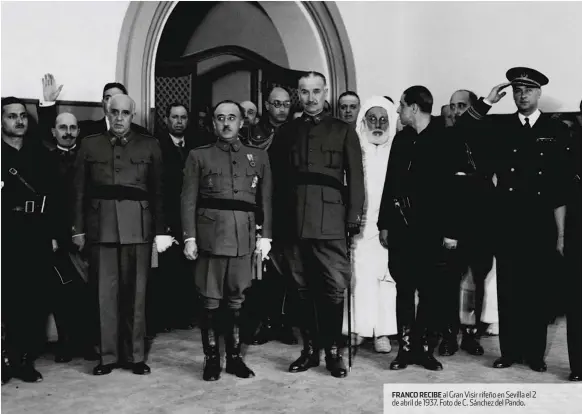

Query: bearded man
left=342, top=97, right=398, bottom=353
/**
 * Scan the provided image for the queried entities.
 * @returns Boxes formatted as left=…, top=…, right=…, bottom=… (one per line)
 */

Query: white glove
left=256, top=238, right=272, bottom=260
left=155, top=235, right=175, bottom=253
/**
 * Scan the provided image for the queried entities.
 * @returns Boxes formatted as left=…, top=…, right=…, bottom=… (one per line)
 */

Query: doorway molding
left=116, top=1, right=356, bottom=130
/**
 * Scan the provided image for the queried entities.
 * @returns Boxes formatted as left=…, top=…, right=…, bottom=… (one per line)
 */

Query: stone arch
left=116, top=1, right=356, bottom=129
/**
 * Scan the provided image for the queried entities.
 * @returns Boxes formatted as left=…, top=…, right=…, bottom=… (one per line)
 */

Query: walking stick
left=347, top=236, right=353, bottom=371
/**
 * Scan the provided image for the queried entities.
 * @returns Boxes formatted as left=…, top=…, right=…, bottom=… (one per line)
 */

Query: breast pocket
left=130, top=157, right=151, bottom=182
left=321, top=143, right=343, bottom=169
left=246, top=167, right=262, bottom=194
left=202, top=167, right=222, bottom=193
left=87, top=156, right=109, bottom=178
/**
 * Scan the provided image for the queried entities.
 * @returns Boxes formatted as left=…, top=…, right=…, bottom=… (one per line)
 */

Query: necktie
left=524, top=117, right=531, bottom=128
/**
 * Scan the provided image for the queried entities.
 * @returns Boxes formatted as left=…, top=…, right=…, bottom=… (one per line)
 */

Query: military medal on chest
left=246, top=153, right=256, bottom=167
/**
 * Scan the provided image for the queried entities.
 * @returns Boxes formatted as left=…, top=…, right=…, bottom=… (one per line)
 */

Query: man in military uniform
left=459, top=67, right=570, bottom=372
left=378, top=86, right=469, bottom=372
left=181, top=100, right=272, bottom=381
left=242, top=86, right=297, bottom=346
left=270, top=72, right=365, bottom=378
left=2, top=97, right=58, bottom=383
left=72, top=94, right=173, bottom=376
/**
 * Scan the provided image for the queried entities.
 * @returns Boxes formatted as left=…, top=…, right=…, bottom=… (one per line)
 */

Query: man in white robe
left=343, top=96, right=398, bottom=353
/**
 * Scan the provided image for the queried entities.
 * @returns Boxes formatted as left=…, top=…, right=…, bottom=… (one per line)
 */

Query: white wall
left=1, top=1, right=129, bottom=102
left=337, top=1, right=582, bottom=113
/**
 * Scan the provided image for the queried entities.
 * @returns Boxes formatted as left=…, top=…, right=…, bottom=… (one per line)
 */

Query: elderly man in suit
left=72, top=94, right=173, bottom=376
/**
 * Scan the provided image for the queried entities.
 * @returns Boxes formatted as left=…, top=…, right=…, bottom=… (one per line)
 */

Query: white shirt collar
left=518, top=109, right=541, bottom=127
left=169, top=133, right=185, bottom=147
left=57, top=143, right=76, bottom=152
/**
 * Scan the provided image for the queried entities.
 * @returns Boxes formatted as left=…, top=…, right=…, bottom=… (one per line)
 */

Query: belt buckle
left=25, top=200, right=35, bottom=213
left=8, top=168, right=17, bottom=176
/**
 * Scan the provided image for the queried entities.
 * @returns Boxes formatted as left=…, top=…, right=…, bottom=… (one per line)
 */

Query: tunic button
left=566, top=147, right=570, bottom=151
left=116, top=155, right=120, bottom=159
left=233, top=173, right=238, bottom=177
left=308, top=163, right=313, bottom=167
left=510, top=168, right=515, bottom=172
left=538, top=171, right=543, bottom=175
left=513, top=149, right=517, bottom=153
left=540, top=152, right=544, bottom=156
left=234, top=189, right=238, bottom=193
left=233, top=161, right=237, bottom=165
left=115, top=168, right=120, bottom=172
left=309, top=149, right=313, bottom=152
left=508, top=188, right=513, bottom=192
left=537, top=191, right=541, bottom=195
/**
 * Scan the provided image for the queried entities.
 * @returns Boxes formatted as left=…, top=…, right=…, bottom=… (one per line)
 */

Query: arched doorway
left=116, top=1, right=356, bottom=131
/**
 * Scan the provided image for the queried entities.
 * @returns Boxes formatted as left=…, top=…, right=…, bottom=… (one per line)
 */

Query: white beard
left=362, top=128, right=389, bottom=145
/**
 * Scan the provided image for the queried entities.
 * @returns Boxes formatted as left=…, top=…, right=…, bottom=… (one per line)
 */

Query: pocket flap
left=139, top=200, right=150, bottom=209
left=87, top=155, right=108, bottom=163
left=246, top=166, right=261, bottom=177
left=130, top=156, right=151, bottom=164
left=204, top=167, right=222, bottom=176
left=322, top=187, right=343, bottom=204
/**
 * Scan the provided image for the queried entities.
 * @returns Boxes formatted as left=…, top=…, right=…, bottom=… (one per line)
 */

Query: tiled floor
left=1, top=320, right=575, bottom=414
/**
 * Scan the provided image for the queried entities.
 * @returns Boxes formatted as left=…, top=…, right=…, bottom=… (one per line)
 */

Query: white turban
left=355, top=96, right=398, bottom=150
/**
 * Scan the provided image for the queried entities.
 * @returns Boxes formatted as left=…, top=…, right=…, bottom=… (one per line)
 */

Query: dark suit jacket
left=72, top=130, right=165, bottom=244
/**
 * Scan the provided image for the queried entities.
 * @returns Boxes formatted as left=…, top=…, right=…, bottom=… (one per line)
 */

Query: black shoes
left=460, top=328, right=485, bottom=356
left=390, top=326, right=414, bottom=371
left=132, top=362, right=151, bottom=375
left=15, top=354, right=43, bottom=383
left=92, top=363, right=116, bottom=376
left=493, top=356, right=518, bottom=369
left=324, top=346, right=347, bottom=378
left=203, top=354, right=221, bottom=381
left=251, top=319, right=298, bottom=346
left=289, top=346, right=320, bottom=373
left=438, top=338, right=459, bottom=356
left=225, top=355, right=255, bottom=378
left=569, top=372, right=582, bottom=381
left=527, top=359, right=547, bottom=373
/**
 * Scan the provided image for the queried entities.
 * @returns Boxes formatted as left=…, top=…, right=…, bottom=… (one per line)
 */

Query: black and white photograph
left=1, top=1, right=581, bottom=413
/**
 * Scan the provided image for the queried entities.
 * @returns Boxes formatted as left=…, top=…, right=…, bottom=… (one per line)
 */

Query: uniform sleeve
left=343, top=126, right=365, bottom=225
left=181, top=151, right=201, bottom=241
left=260, top=152, right=273, bottom=239
left=71, top=141, right=87, bottom=236
left=378, top=136, right=399, bottom=231
left=149, top=139, right=166, bottom=235
left=37, top=104, right=57, bottom=141
left=551, top=121, right=574, bottom=209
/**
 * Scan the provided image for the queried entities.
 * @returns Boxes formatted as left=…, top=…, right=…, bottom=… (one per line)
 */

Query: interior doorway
left=116, top=1, right=356, bottom=132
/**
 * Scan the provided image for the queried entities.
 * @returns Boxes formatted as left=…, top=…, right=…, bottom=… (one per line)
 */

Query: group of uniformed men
left=1, top=66, right=580, bottom=386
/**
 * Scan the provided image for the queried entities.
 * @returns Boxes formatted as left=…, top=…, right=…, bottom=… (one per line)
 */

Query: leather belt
left=294, top=171, right=346, bottom=199
left=89, top=185, right=149, bottom=201
left=197, top=198, right=258, bottom=213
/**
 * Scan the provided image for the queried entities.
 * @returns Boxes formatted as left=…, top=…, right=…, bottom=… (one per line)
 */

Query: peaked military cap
left=506, top=67, right=549, bottom=88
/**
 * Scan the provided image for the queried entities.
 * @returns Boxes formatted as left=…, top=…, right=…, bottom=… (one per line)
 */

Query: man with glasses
left=181, top=100, right=272, bottom=381
left=242, top=86, right=297, bottom=346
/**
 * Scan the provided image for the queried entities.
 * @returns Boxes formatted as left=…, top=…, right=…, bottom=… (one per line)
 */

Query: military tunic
left=269, top=113, right=364, bottom=351
left=462, top=99, right=571, bottom=363
left=181, top=138, right=272, bottom=308
left=72, top=130, right=165, bottom=365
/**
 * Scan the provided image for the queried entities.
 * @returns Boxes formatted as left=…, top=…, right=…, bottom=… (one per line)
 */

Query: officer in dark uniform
left=39, top=108, right=99, bottom=363
left=1, top=97, right=58, bottom=383
left=378, top=86, right=469, bottom=372
left=270, top=72, right=365, bottom=378
left=240, top=86, right=297, bottom=346
left=72, top=94, right=172, bottom=376
left=459, top=67, right=570, bottom=372
left=564, top=102, right=581, bottom=381
left=181, top=100, right=272, bottom=381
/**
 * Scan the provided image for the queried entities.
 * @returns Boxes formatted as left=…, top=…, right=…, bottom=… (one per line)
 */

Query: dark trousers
left=1, top=214, right=51, bottom=364
left=148, top=244, right=197, bottom=330
left=49, top=249, right=98, bottom=354
left=495, top=211, right=557, bottom=362
left=89, top=243, right=151, bottom=365
left=565, top=198, right=581, bottom=374
left=388, top=229, right=446, bottom=334
left=284, top=239, right=350, bottom=348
